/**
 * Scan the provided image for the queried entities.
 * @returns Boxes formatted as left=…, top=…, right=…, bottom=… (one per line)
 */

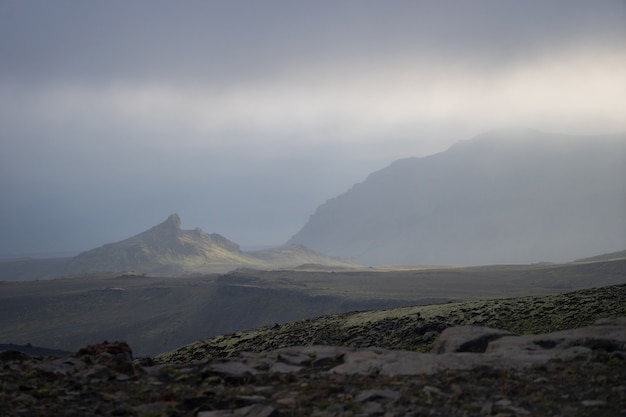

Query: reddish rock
left=75, top=340, right=133, bottom=358
left=75, top=341, right=135, bottom=375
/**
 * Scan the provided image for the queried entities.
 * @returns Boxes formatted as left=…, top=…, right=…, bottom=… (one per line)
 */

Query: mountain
left=248, top=244, right=356, bottom=270
left=63, top=213, right=262, bottom=275
left=575, top=249, right=626, bottom=263
left=0, top=214, right=355, bottom=279
left=288, top=129, right=626, bottom=265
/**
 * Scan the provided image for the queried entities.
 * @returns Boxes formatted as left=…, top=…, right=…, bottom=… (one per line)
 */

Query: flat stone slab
left=432, top=325, right=517, bottom=353
left=225, top=317, right=626, bottom=376
left=207, top=361, right=259, bottom=376
left=486, top=317, right=626, bottom=357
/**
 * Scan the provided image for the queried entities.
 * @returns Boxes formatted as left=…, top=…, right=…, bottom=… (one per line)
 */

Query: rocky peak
left=139, top=214, right=183, bottom=242
left=163, top=213, right=182, bottom=229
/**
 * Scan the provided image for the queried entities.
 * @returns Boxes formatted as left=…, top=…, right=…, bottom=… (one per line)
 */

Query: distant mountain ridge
left=288, top=129, right=626, bottom=265
left=0, top=214, right=356, bottom=280
left=63, top=214, right=259, bottom=275
left=575, top=249, right=626, bottom=263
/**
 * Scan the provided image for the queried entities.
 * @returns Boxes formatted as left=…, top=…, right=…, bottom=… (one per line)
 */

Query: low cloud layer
left=1, top=1, right=625, bottom=255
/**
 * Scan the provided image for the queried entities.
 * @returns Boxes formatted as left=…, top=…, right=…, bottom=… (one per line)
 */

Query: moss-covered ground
left=155, top=283, right=626, bottom=363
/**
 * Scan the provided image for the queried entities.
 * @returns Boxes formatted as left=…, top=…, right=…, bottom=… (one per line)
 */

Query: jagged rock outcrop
left=57, top=214, right=355, bottom=277
left=63, top=214, right=262, bottom=275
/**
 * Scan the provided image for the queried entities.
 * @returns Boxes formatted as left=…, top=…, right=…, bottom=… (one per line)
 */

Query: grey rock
left=355, top=389, right=400, bottom=403
left=422, top=331, right=436, bottom=342
left=486, top=322, right=626, bottom=358
left=83, top=364, right=116, bottom=382
left=269, top=362, right=303, bottom=373
left=423, top=386, right=451, bottom=398
left=553, top=346, right=593, bottom=360
left=357, top=401, right=385, bottom=415
left=207, top=361, right=258, bottom=376
left=198, top=404, right=278, bottom=417
left=432, top=326, right=517, bottom=353
left=327, top=318, right=626, bottom=375
left=272, top=345, right=343, bottom=366
left=330, top=349, right=382, bottom=374
left=133, top=402, right=169, bottom=415
left=480, top=400, right=493, bottom=415
left=329, top=348, right=513, bottom=375
left=34, top=357, right=86, bottom=376
left=1, top=323, right=623, bottom=417
left=234, top=395, right=266, bottom=404
left=495, top=399, right=512, bottom=408
left=581, top=400, right=607, bottom=407
left=509, top=406, right=531, bottom=415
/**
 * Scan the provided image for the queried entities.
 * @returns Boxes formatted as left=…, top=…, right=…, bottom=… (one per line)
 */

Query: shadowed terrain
left=1, top=256, right=624, bottom=356
left=155, top=282, right=626, bottom=363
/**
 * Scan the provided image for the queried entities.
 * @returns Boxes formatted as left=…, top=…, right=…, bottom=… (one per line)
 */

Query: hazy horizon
left=1, top=1, right=625, bottom=255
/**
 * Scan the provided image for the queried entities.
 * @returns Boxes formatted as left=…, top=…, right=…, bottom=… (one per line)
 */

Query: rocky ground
left=2, top=319, right=625, bottom=417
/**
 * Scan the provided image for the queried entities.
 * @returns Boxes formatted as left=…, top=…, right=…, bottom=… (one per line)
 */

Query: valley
left=1, top=257, right=624, bottom=357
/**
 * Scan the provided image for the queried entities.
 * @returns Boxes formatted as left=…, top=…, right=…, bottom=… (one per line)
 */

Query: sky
left=1, top=0, right=625, bottom=256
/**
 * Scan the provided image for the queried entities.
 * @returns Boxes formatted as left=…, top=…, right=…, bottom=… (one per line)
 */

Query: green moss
left=154, top=283, right=626, bottom=364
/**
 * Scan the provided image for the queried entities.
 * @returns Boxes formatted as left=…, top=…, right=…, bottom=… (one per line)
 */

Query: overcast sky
left=1, top=0, right=625, bottom=255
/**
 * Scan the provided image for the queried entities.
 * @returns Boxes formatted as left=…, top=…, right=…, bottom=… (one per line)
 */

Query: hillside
left=63, top=214, right=261, bottom=275
left=0, top=214, right=356, bottom=281
left=2, top=258, right=624, bottom=356
left=247, top=244, right=355, bottom=269
left=288, top=129, right=626, bottom=265
left=155, top=282, right=626, bottom=363
left=575, top=249, right=626, bottom=263
left=4, top=309, right=625, bottom=417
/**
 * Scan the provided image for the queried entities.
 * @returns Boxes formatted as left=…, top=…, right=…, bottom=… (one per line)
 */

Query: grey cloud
left=0, top=121, right=379, bottom=253
left=0, top=0, right=624, bottom=255
left=1, top=0, right=624, bottom=85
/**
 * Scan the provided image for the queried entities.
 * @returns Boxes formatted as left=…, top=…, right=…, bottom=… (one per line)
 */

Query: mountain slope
left=575, top=249, right=626, bottom=263
left=155, top=283, right=626, bottom=363
left=288, top=129, right=626, bottom=265
left=64, top=214, right=263, bottom=275
left=56, top=214, right=356, bottom=278
left=248, top=244, right=356, bottom=269
left=3, top=257, right=624, bottom=356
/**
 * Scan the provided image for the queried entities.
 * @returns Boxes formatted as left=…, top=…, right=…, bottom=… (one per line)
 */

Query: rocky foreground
left=2, top=318, right=625, bottom=417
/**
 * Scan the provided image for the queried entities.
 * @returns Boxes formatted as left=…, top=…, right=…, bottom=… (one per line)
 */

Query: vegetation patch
left=155, top=283, right=626, bottom=363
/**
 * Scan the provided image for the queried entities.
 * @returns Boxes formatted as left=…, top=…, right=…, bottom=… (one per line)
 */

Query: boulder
left=431, top=326, right=517, bottom=353
left=486, top=317, right=626, bottom=358
left=74, top=340, right=135, bottom=375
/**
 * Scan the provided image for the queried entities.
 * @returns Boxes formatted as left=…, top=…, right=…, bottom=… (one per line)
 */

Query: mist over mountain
left=288, top=129, right=626, bottom=265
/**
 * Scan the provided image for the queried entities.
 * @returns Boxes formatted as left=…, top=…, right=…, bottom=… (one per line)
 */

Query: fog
left=1, top=1, right=625, bottom=255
